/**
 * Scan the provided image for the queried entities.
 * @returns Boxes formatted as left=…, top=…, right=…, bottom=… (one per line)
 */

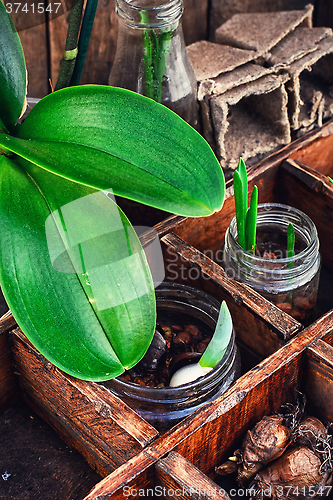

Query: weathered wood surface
left=305, top=339, right=333, bottom=423
left=280, top=158, right=333, bottom=271
left=6, top=6, right=49, bottom=98
left=10, top=327, right=159, bottom=477
left=0, top=401, right=101, bottom=500
left=83, top=310, right=333, bottom=499
left=155, top=452, right=231, bottom=499
left=290, top=120, right=333, bottom=175
left=0, top=321, right=19, bottom=413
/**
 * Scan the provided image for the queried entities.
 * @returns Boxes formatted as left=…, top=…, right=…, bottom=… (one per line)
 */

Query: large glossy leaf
left=0, top=155, right=156, bottom=380
left=0, top=1, right=27, bottom=131
left=0, top=85, right=225, bottom=217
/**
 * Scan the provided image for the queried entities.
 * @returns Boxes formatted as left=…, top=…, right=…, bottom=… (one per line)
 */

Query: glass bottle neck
left=115, top=0, right=183, bottom=29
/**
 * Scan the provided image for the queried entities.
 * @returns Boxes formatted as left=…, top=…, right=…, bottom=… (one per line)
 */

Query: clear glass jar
left=223, top=203, right=321, bottom=325
left=103, top=282, right=241, bottom=432
left=108, top=0, right=198, bottom=128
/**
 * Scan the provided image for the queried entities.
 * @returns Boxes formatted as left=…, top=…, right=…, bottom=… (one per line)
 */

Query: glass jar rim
left=115, top=0, right=183, bottom=28
left=228, top=202, right=319, bottom=266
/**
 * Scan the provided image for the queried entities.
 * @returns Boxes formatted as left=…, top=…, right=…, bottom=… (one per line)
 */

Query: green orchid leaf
left=199, top=301, right=233, bottom=369
left=0, top=85, right=225, bottom=217
left=0, top=155, right=156, bottom=381
left=0, top=1, right=27, bottom=131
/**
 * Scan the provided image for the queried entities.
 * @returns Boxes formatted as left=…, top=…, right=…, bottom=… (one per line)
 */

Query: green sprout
left=233, top=158, right=258, bottom=254
left=169, top=301, right=233, bottom=387
left=233, top=158, right=295, bottom=261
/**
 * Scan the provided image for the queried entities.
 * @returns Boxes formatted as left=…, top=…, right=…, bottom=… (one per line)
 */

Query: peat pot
left=104, top=282, right=241, bottom=432
left=223, top=203, right=321, bottom=325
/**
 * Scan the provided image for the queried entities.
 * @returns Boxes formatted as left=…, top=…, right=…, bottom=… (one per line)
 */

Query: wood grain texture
left=182, top=0, right=208, bottom=45
left=156, top=452, right=230, bottom=499
left=304, top=340, right=333, bottom=423
left=8, top=8, right=49, bottom=98
left=0, top=328, right=19, bottom=413
left=10, top=327, right=159, bottom=476
left=279, top=158, right=333, bottom=271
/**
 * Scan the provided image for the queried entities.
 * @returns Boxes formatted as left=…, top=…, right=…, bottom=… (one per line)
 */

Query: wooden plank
left=183, top=0, right=208, bottom=45
left=290, top=121, right=333, bottom=175
left=83, top=451, right=156, bottom=500
left=279, top=158, right=333, bottom=270
left=8, top=12, right=49, bottom=98
left=10, top=328, right=159, bottom=475
left=0, top=400, right=101, bottom=500
left=304, top=341, right=333, bottom=423
left=156, top=452, right=231, bottom=499
left=0, top=328, right=19, bottom=413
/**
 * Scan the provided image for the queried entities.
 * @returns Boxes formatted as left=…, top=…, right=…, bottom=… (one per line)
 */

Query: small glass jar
left=109, top=0, right=198, bottom=128
left=223, top=203, right=321, bottom=325
left=103, top=282, right=241, bottom=432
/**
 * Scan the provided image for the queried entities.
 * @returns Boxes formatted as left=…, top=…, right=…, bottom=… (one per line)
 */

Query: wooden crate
left=82, top=310, right=333, bottom=499
left=1, top=121, right=333, bottom=498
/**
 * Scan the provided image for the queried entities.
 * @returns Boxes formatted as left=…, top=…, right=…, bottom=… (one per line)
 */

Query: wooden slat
left=11, top=328, right=159, bottom=476
left=279, top=158, right=333, bottom=270
left=155, top=452, right=231, bottom=500
left=0, top=328, right=19, bottom=413
left=290, top=120, right=333, bottom=175
left=304, top=340, right=333, bottom=423
left=183, top=0, right=208, bottom=45
left=8, top=9, right=49, bottom=98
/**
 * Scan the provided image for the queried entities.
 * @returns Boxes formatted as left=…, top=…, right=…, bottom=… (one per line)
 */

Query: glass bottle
left=223, top=203, right=321, bottom=325
left=109, top=0, right=198, bottom=128
left=103, top=282, right=241, bottom=433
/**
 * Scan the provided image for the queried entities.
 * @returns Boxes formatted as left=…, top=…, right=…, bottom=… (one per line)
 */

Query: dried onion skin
left=251, top=446, right=332, bottom=500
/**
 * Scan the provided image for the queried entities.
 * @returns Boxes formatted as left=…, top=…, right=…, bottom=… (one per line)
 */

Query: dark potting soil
left=0, top=401, right=100, bottom=500
left=118, top=322, right=212, bottom=388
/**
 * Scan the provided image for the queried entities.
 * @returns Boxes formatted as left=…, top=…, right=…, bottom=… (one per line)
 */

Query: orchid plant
left=0, top=3, right=226, bottom=382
